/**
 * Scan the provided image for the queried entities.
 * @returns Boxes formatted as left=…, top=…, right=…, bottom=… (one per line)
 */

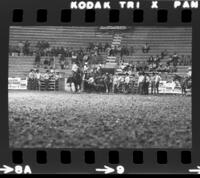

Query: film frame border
left=0, top=0, right=199, bottom=174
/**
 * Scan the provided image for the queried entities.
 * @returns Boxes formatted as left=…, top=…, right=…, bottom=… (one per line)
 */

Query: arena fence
left=8, top=77, right=188, bottom=94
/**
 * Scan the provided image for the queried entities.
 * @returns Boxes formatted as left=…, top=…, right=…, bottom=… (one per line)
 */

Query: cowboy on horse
left=67, top=62, right=83, bottom=92
left=173, top=67, right=192, bottom=95
left=72, top=62, right=79, bottom=77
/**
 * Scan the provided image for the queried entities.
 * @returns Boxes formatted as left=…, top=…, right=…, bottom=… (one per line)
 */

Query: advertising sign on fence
left=159, top=80, right=182, bottom=94
left=8, top=78, right=27, bottom=90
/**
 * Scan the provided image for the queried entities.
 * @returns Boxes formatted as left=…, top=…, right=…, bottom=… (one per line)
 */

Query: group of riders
left=67, top=62, right=192, bottom=95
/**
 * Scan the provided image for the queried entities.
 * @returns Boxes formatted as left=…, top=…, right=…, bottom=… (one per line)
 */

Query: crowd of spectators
left=9, top=40, right=32, bottom=56
left=10, top=40, right=192, bottom=76
left=118, top=50, right=192, bottom=76
left=9, top=40, right=149, bottom=59
left=9, top=40, right=192, bottom=67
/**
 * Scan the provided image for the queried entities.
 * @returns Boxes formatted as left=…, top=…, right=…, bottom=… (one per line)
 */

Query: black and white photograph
left=8, top=26, right=192, bottom=148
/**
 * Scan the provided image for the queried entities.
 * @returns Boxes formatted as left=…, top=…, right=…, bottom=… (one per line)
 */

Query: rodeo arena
left=9, top=26, right=192, bottom=148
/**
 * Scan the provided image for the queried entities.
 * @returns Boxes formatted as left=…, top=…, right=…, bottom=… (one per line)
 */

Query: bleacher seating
left=9, top=56, right=73, bottom=78
left=9, top=26, right=113, bottom=50
left=9, top=27, right=192, bottom=78
left=121, top=27, right=191, bottom=63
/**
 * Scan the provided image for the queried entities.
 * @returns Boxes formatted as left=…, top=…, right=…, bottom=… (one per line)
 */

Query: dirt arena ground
left=9, top=90, right=192, bottom=148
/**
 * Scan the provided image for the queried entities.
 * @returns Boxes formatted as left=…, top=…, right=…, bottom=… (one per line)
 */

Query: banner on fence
left=8, top=77, right=27, bottom=90
left=158, top=80, right=182, bottom=94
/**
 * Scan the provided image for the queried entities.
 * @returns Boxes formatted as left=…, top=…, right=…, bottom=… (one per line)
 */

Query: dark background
left=0, top=0, right=199, bottom=174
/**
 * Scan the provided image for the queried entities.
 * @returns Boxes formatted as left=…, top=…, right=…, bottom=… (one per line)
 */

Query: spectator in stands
left=72, top=51, right=77, bottom=61
left=35, top=40, right=50, bottom=56
left=63, top=47, right=68, bottom=57
left=18, top=41, right=24, bottom=55
left=157, top=64, right=163, bottom=72
left=187, top=67, right=192, bottom=78
left=165, top=64, right=170, bottom=73
left=172, top=52, right=179, bottom=67
left=68, top=47, right=73, bottom=57
left=83, top=54, right=89, bottom=62
left=167, top=55, right=173, bottom=66
left=148, top=55, right=154, bottom=65
left=49, top=56, right=55, bottom=68
left=114, top=46, right=118, bottom=56
left=59, top=54, right=65, bottom=70
left=155, top=55, right=161, bottom=67
left=35, top=52, right=41, bottom=68
left=60, top=47, right=65, bottom=56
left=104, top=42, right=110, bottom=52
left=172, top=66, right=177, bottom=73
left=148, top=62, right=154, bottom=72
left=77, top=52, right=83, bottom=65
left=51, top=47, right=56, bottom=57
left=179, top=55, right=184, bottom=66
left=43, top=41, right=50, bottom=50
left=183, top=56, right=187, bottom=66
left=141, top=61, right=148, bottom=71
left=36, top=41, right=42, bottom=51
left=88, top=42, right=94, bottom=52
left=43, top=58, right=50, bottom=69
left=117, top=45, right=122, bottom=55
left=45, top=47, right=51, bottom=57
left=187, top=55, right=192, bottom=65
left=65, top=59, right=70, bottom=69
left=142, top=43, right=150, bottom=53
left=109, top=47, right=114, bottom=56
left=161, top=49, right=168, bottom=59
left=185, top=55, right=189, bottom=66
left=135, top=61, right=140, bottom=71
left=106, top=46, right=111, bottom=56
left=9, top=45, right=20, bottom=56
left=132, top=64, right=137, bottom=72
left=23, top=40, right=30, bottom=56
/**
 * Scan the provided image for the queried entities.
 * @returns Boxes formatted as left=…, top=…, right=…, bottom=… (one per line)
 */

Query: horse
left=103, top=74, right=113, bottom=93
left=93, top=76, right=105, bottom=92
left=67, top=69, right=83, bottom=92
left=173, top=74, right=191, bottom=95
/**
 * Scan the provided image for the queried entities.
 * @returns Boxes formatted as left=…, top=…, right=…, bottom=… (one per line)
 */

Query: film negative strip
left=0, top=0, right=199, bottom=175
